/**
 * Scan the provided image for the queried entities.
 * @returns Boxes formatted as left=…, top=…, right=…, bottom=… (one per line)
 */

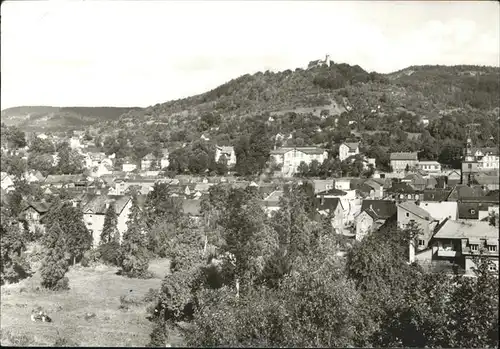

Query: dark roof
left=343, top=142, right=359, bottom=151
left=448, top=185, right=489, bottom=201
left=457, top=202, right=493, bottom=220
left=44, top=174, right=84, bottom=184
left=459, top=196, right=500, bottom=204
left=81, top=195, right=131, bottom=215
left=315, top=197, right=342, bottom=212
left=316, top=188, right=348, bottom=196
left=23, top=201, right=51, bottom=214
left=388, top=182, right=417, bottom=194
left=423, top=189, right=453, bottom=202
left=361, top=200, right=397, bottom=220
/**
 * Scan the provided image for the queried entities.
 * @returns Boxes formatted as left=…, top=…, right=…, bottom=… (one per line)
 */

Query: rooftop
left=433, top=219, right=498, bottom=240
left=398, top=201, right=435, bottom=221
left=390, top=152, right=418, bottom=161
left=361, top=200, right=397, bottom=220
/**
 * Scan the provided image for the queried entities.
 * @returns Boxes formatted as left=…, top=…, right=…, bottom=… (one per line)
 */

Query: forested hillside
left=3, top=61, right=499, bottom=174
left=89, top=61, right=499, bottom=174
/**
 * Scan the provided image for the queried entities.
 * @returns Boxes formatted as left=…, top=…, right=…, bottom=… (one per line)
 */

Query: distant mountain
left=0, top=106, right=143, bottom=132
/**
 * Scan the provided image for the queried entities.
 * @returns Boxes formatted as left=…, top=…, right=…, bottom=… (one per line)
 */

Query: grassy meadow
left=0, top=259, right=183, bottom=347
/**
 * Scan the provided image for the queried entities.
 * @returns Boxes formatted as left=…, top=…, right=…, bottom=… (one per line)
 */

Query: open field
left=0, top=259, right=182, bottom=347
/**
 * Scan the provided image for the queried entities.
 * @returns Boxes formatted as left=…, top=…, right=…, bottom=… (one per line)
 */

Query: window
left=470, top=244, right=479, bottom=251
left=405, top=212, right=410, bottom=218
left=488, top=245, right=497, bottom=252
left=418, top=239, right=426, bottom=247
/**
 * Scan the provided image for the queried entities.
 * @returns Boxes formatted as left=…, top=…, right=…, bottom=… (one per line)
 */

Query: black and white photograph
left=1, top=0, right=499, bottom=347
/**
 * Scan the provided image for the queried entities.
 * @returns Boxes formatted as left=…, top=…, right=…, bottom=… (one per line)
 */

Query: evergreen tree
left=120, top=196, right=150, bottom=278
left=101, top=202, right=118, bottom=244
left=43, top=202, right=93, bottom=265
left=40, top=222, right=70, bottom=290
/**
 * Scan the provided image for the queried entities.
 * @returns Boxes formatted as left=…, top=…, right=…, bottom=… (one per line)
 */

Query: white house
left=476, top=148, right=499, bottom=171
left=390, top=152, right=419, bottom=172
left=70, top=137, right=83, bottom=150
left=339, top=142, right=360, bottom=162
left=122, top=162, right=137, bottom=172
left=270, top=147, right=328, bottom=177
left=1, top=172, right=15, bottom=192
left=81, top=195, right=132, bottom=247
left=418, top=161, right=442, bottom=173
left=215, top=146, right=237, bottom=167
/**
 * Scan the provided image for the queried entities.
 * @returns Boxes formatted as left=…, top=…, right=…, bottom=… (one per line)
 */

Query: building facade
left=339, top=142, right=360, bottom=162
left=270, top=147, right=328, bottom=177
left=390, top=152, right=419, bottom=172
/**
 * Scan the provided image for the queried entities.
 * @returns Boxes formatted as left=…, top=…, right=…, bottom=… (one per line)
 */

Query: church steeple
left=464, top=136, right=475, bottom=162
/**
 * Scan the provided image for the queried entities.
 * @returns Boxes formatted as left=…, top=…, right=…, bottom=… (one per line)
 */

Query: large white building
left=215, top=146, right=237, bottom=167
left=270, top=147, right=328, bottom=177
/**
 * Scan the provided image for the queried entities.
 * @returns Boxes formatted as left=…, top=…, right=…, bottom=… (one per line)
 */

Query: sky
left=1, top=0, right=499, bottom=109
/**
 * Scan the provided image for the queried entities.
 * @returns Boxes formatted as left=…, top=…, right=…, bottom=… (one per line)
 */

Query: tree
left=296, top=161, right=309, bottom=177
left=8, top=155, right=27, bottom=180
left=40, top=222, right=70, bottom=290
left=43, top=202, right=92, bottom=264
left=120, top=196, right=150, bottom=278
left=101, top=202, right=119, bottom=244
left=216, top=154, right=228, bottom=175
left=0, top=216, right=31, bottom=285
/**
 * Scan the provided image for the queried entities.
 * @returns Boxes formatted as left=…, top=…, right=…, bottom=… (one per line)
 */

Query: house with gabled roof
left=390, top=152, right=419, bottom=172
left=215, top=146, right=236, bottom=167
left=80, top=195, right=132, bottom=246
left=397, top=201, right=440, bottom=251
left=314, top=197, right=344, bottom=234
left=270, top=146, right=328, bottom=177
left=412, top=219, right=498, bottom=275
left=354, top=200, right=397, bottom=241
left=1, top=172, right=15, bottom=192
left=261, top=190, right=283, bottom=216
left=339, top=142, right=360, bottom=162
left=141, top=153, right=157, bottom=171
left=20, top=201, right=52, bottom=234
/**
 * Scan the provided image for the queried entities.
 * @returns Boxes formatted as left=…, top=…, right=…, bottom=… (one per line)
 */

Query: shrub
left=119, top=293, right=143, bottom=311
left=143, top=288, right=159, bottom=303
left=80, top=249, right=100, bottom=267
left=53, top=336, right=79, bottom=347
left=98, top=241, right=121, bottom=266
left=54, top=276, right=70, bottom=291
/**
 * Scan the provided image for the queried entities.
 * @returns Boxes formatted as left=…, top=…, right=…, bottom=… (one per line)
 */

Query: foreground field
left=0, top=259, right=181, bottom=347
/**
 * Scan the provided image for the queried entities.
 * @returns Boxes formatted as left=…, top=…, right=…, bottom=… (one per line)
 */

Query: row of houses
left=390, top=147, right=499, bottom=173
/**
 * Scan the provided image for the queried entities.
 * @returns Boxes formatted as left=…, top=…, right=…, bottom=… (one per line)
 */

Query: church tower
left=461, top=134, right=479, bottom=185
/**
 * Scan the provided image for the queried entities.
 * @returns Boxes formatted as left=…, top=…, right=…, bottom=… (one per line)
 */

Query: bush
left=53, top=336, right=79, bottom=347
left=98, top=241, right=121, bottom=266
left=143, top=288, right=159, bottom=303
left=119, top=293, right=143, bottom=311
left=54, top=276, right=70, bottom=291
left=80, top=249, right=100, bottom=267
